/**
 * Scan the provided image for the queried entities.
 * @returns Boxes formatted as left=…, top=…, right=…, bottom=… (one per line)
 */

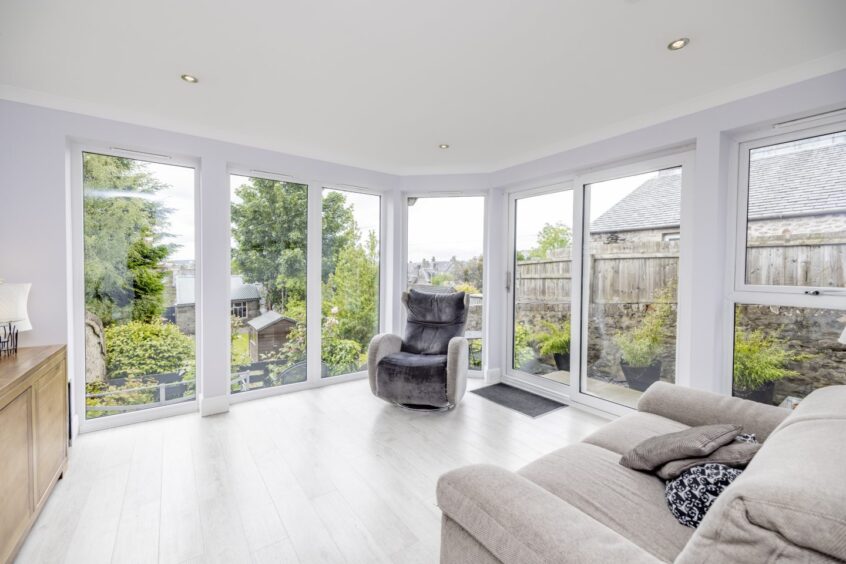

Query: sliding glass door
left=507, top=156, right=690, bottom=412
left=510, top=189, right=575, bottom=385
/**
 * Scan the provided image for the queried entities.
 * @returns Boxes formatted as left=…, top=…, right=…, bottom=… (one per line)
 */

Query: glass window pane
left=229, top=175, right=308, bottom=393
left=321, top=189, right=381, bottom=377
left=406, top=196, right=484, bottom=369
left=512, top=191, right=574, bottom=385
left=584, top=168, right=681, bottom=408
left=745, top=130, right=846, bottom=288
left=83, top=153, right=196, bottom=419
left=733, top=304, right=846, bottom=407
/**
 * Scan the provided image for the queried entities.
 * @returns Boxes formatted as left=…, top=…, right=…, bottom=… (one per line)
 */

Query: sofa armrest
left=437, top=464, right=661, bottom=564
left=638, top=382, right=789, bottom=441
left=367, top=333, right=402, bottom=395
left=446, top=337, right=469, bottom=405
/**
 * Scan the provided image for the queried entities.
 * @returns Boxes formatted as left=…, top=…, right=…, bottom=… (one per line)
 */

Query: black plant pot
left=553, top=353, right=570, bottom=372
left=733, top=381, right=775, bottom=405
left=620, top=360, right=662, bottom=392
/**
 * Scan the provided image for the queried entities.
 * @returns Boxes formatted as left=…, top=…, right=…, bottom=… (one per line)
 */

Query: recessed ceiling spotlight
left=667, top=37, right=689, bottom=51
left=180, top=74, right=199, bottom=83
left=438, top=144, right=450, bottom=149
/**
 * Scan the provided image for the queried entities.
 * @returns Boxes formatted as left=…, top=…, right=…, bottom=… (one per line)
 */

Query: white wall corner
left=199, top=394, right=230, bottom=416
left=484, top=367, right=502, bottom=385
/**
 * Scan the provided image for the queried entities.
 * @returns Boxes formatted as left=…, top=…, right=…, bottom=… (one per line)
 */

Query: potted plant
left=536, top=320, right=571, bottom=371
left=733, top=326, right=810, bottom=405
left=614, top=289, right=674, bottom=392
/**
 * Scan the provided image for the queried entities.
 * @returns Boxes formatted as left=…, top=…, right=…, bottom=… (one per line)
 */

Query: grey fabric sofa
left=437, top=382, right=846, bottom=563
left=368, top=290, right=469, bottom=409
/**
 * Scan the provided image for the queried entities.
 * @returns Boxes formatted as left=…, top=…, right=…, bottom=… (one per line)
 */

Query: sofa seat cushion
left=518, top=443, right=693, bottom=563
left=376, top=352, right=448, bottom=406
left=584, top=412, right=690, bottom=455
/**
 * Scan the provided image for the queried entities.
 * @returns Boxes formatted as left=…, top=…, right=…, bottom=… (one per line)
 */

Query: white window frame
left=503, top=181, right=576, bottom=403
left=722, top=117, right=846, bottom=396
left=226, top=171, right=389, bottom=404
left=401, top=192, right=488, bottom=377
left=321, top=184, right=387, bottom=379
left=71, top=143, right=201, bottom=433
left=502, top=152, right=693, bottom=417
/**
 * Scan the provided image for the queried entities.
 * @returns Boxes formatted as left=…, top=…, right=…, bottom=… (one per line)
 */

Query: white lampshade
left=0, top=283, right=32, bottom=332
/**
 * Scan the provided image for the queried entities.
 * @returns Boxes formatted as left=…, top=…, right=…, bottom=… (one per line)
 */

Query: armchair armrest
left=367, top=333, right=402, bottom=396
left=638, top=381, right=789, bottom=441
left=446, top=336, right=469, bottom=405
left=437, top=465, right=660, bottom=564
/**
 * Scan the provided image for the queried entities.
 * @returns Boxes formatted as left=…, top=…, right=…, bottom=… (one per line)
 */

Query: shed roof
left=247, top=310, right=296, bottom=332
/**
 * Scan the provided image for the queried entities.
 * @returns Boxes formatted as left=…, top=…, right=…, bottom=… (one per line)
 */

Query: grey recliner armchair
left=368, top=289, right=470, bottom=409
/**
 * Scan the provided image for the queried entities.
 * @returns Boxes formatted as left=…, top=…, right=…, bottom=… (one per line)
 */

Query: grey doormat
left=471, top=384, right=567, bottom=417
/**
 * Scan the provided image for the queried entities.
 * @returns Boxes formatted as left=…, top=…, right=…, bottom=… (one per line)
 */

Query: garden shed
left=247, top=310, right=297, bottom=362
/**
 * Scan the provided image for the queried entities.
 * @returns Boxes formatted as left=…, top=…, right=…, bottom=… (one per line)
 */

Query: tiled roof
left=590, top=172, right=681, bottom=233
left=175, top=275, right=261, bottom=305
left=590, top=142, right=846, bottom=233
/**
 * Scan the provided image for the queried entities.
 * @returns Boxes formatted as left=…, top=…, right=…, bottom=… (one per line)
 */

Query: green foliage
left=536, top=320, right=571, bottom=356
left=231, top=179, right=312, bottom=311
left=469, top=339, right=482, bottom=369
left=614, top=283, right=676, bottom=367
left=322, top=231, right=379, bottom=347
left=455, top=256, right=484, bottom=291
left=85, top=377, right=157, bottom=419
left=454, top=282, right=480, bottom=295
left=513, top=323, right=535, bottom=368
left=430, top=273, right=454, bottom=286
left=104, top=321, right=194, bottom=378
left=83, top=153, right=172, bottom=325
left=733, top=326, right=811, bottom=391
left=528, top=222, right=572, bottom=260
left=230, top=316, right=251, bottom=367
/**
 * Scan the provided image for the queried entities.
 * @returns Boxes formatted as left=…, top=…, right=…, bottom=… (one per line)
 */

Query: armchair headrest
left=402, top=289, right=468, bottom=325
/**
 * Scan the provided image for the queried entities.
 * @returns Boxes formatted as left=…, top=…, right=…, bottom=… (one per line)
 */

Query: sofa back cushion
left=677, top=385, right=846, bottom=563
left=401, top=290, right=467, bottom=355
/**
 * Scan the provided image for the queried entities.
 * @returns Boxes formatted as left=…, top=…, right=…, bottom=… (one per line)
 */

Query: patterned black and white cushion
left=734, top=433, right=757, bottom=444
left=665, top=463, right=743, bottom=528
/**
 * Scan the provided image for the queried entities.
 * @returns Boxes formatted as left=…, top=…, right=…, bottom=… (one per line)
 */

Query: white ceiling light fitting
left=180, top=74, right=199, bottom=83
left=667, top=37, right=689, bottom=51
left=438, top=144, right=450, bottom=149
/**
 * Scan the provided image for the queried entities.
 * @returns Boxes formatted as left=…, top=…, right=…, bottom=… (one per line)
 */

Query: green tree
left=529, top=222, right=572, bottom=260
left=231, top=180, right=355, bottom=313
left=83, top=154, right=172, bottom=324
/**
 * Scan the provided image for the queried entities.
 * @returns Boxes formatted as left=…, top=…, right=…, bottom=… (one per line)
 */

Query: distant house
left=590, top=141, right=846, bottom=244
left=247, top=310, right=297, bottom=362
left=407, top=259, right=457, bottom=285
left=170, top=275, right=261, bottom=334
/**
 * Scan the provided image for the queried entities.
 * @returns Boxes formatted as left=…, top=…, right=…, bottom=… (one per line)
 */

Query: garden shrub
left=733, top=326, right=810, bottom=391
left=105, top=321, right=194, bottom=379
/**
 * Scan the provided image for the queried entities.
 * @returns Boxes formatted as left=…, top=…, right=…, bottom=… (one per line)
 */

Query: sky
left=129, top=164, right=674, bottom=265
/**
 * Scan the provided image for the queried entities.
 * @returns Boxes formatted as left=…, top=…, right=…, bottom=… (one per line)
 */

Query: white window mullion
left=306, top=182, right=323, bottom=384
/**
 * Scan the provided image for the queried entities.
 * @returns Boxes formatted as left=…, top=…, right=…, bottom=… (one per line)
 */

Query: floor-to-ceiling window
left=582, top=168, right=682, bottom=408
left=229, top=175, right=308, bottom=394
left=730, top=124, right=846, bottom=407
left=406, top=196, right=485, bottom=369
left=510, top=189, right=575, bottom=385
left=82, top=152, right=196, bottom=419
left=321, top=188, right=381, bottom=377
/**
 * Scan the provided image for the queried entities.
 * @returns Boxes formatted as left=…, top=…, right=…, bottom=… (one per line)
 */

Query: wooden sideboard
left=0, top=346, right=68, bottom=564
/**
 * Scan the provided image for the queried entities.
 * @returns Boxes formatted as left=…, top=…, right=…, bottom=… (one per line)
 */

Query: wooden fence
left=516, top=241, right=680, bottom=305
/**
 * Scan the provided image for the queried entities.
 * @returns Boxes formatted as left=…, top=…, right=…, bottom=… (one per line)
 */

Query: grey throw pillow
left=620, top=424, right=742, bottom=471
left=655, top=441, right=761, bottom=480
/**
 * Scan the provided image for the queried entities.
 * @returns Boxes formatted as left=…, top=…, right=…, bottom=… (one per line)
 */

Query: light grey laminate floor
left=16, top=378, right=606, bottom=564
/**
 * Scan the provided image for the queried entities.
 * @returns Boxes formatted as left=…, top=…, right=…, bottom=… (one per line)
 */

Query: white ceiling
left=2, top=0, right=846, bottom=175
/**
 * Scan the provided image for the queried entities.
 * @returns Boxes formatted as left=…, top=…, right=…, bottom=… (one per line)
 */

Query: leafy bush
left=733, top=326, right=810, bottom=391
left=536, top=320, right=571, bottom=357
left=614, top=283, right=675, bottom=367
left=514, top=323, right=535, bottom=368
left=454, top=282, right=480, bottom=295
left=105, top=321, right=194, bottom=379
left=469, top=339, right=482, bottom=369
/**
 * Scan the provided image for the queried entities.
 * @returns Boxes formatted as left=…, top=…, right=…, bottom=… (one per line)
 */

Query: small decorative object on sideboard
left=0, top=281, right=32, bottom=357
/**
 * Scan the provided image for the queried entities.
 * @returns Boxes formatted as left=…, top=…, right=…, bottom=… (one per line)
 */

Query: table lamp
left=0, top=282, right=32, bottom=357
